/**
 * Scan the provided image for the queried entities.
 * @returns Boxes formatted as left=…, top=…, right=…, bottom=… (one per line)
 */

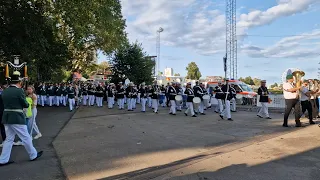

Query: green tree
left=253, top=78, right=262, bottom=86
left=174, top=73, right=180, bottom=76
left=110, top=42, right=155, bottom=85
left=239, top=76, right=254, bottom=85
left=270, top=83, right=278, bottom=88
left=185, top=62, right=201, bottom=80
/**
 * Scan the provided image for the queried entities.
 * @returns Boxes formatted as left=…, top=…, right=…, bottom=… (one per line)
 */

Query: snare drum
left=175, top=95, right=183, bottom=105
left=193, top=97, right=201, bottom=109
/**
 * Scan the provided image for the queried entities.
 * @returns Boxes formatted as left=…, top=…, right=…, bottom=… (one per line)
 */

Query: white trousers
left=141, top=98, right=147, bottom=112
left=37, top=95, right=41, bottom=105
left=82, top=95, right=88, bottom=106
left=68, top=98, right=75, bottom=111
left=185, top=102, right=195, bottom=116
left=198, top=101, right=204, bottom=113
left=215, top=99, right=223, bottom=113
left=29, top=108, right=40, bottom=135
left=0, top=125, right=37, bottom=163
left=88, top=95, right=95, bottom=106
left=230, top=98, right=236, bottom=111
left=96, top=97, right=103, bottom=107
left=221, top=100, right=231, bottom=119
left=258, top=102, right=269, bottom=117
left=170, top=100, right=176, bottom=114
left=40, top=95, right=46, bottom=106
left=132, top=98, right=137, bottom=109
left=55, top=96, right=60, bottom=106
left=127, top=98, right=133, bottom=110
left=152, top=99, right=158, bottom=113
left=137, top=94, right=141, bottom=104
left=107, top=97, right=114, bottom=108
left=48, top=96, right=54, bottom=106
left=118, top=98, right=125, bottom=109
left=148, top=97, right=152, bottom=108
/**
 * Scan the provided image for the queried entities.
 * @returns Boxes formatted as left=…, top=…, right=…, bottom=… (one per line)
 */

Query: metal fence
left=236, top=94, right=285, bottom=112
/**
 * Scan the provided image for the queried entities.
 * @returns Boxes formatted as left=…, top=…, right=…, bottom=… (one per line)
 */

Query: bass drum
left=193, top=97, right=201, bottom=110
left=175, top=95, right=183, bottom=105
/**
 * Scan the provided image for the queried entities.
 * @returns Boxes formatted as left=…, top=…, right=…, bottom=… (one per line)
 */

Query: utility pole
left=226, top=0, right=237, bottom=79
left=156, top=27, right=164, bottom=79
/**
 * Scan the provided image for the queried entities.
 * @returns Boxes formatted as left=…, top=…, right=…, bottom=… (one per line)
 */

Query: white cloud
left=120, top=0, right=318, bottom=56
left=238, top=0, right=317, bottom=29
left=241, top=29, right=320, bottom=58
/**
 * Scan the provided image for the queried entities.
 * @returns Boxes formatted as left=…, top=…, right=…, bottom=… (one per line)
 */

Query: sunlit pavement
left=53, top=105, right=320, bottom=180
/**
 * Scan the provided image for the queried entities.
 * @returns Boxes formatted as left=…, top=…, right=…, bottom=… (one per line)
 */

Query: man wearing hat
left=126, top=82, right=135, bottom=111
left=139, top=83, right=147, bottom=112
left=117, top=82, right=125, bottom=109
left=219, top=78, right=233, bottom=121
left=214, top=81, right=224, bottom=113
left=282, top=74, right=303, bottom=127
left=168, top=82, right=177, bottom=115
left=300, top=80, right=315, bottom=124
left=257, top=80, right=271, bottom=119
left=184, top=82, right=196, bottom=117
left=0, top=71, right=43, bottom=166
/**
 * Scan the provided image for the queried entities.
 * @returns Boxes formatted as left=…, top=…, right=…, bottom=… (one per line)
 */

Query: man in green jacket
left=0, top=71, right=43, bottom=166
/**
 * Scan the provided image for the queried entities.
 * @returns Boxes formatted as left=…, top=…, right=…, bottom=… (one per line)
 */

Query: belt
left=4, top=109, right=24, bottom=113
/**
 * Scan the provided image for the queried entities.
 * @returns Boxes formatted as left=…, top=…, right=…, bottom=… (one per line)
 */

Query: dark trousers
left=284, top=99, right=301, bottom=126
left=310, top=99, right=318, bottom=118
left=0, top=123, right=5, bottom=141
left=301, top=100, right=312, bottom=121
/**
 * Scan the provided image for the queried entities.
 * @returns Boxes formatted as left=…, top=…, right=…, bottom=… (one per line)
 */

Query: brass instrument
left=292, top=70, right=305, bottom=98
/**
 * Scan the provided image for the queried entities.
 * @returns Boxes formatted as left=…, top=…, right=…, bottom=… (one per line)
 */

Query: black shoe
left=0, top=161, right=14, bottom=167
left=169, top=112, right=173, bottom=115
left=282, top=124, right=289, bottom=127
left=228, top=118, right=233, bottom=121
left=192, top=115, right=197, bottom=117
left=266, top=117, right=272, bottom=119
left=215, top=111, right=219, bottom=113
left=295, top=124, right=302, bottom=127
left=31, top=151, right=43, bottom=161
left=172, top=114, right=176, bottom=115
left=201, top=113, right=206, bottom=115
left=257, top=115, right=263, bottom=118
left=219, top=115, right=224, bottom=119
left=184, top=113, right=188, bottom=116
left=310, top=121, right=315, bottom=124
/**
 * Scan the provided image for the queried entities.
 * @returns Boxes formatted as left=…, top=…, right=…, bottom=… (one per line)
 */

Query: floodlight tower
left=225, top=0, right=237, bottom=79
left=156, top=27, right=164, bottom=79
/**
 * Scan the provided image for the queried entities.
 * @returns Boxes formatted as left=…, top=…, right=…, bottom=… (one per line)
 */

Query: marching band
left=33, top=79, right=237, bottom=120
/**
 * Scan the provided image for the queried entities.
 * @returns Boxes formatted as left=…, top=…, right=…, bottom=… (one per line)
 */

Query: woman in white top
left=27, top=86, right=42, bottom=139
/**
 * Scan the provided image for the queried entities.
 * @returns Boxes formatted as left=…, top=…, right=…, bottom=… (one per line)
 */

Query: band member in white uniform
left=81, top=85, right=88, bottom=106
left=257, top=80, right=271, bottom=119
left=151, top=82, right=160, bottom=113
left=300, top=80, right=315, bottom=124
left=230, top=84, right=237, bottom=112
left=95, top=84, right=104, bottom=107
left=168, top=82, right=177, bottom=115
left=184, top=82, right=196, bottom=117
left=219, top=79, right=233, bottom=121
left=132, top=85, right=138, bottom=109
left=87, top=84, right=95, bottom=106
left=214, top=81, right=224, bottom=113
left=139, top=83, right=147, bottom=112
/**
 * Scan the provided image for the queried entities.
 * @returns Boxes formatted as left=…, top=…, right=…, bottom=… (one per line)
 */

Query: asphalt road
left=0, top=107, right=74, bottom=180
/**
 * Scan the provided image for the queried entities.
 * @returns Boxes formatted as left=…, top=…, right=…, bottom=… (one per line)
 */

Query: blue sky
left=98, top=0, right=320, bottom=84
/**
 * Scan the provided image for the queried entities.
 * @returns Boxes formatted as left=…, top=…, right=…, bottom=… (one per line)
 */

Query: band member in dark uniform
left=214, top=81, right=224, bottom=113
left=126, top=83, right=135, bottom=111
left=257, top=80, right=271, bottom=119
left=87, top=84, right=95, bottom=106
left=81, top=84, right=88, bottom=106
left=219, top=79, right=233, bottom=121
left=184, top=82, right=196, bottom=117
left=117, top=82, right=125, bottom=110
left=139, top=83, right=147, bottom=112
left=168, top=82, right=177, bottom=115
left=107, top=83, right=115, bottom=109
left=151, top=81, right=160, bottom=113
left=230, top=84, right=237, bottom=112
left=147, top=85, right=153, bottom=108
left=95, top=84, right=104, bottom=107
left=194, top=83, right=205, bottom=115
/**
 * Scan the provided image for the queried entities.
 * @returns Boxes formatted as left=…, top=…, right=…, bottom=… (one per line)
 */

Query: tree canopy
left=185, top=62, right=201, bottom=80
left=239, top=76, right=262, bottom=86
left=0, top=0, right=127, bottom=82
left=110, top=42, right=155, bottom=85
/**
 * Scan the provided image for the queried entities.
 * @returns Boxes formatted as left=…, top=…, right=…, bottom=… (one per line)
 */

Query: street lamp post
left=156, top=27, right=164, bottom=79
